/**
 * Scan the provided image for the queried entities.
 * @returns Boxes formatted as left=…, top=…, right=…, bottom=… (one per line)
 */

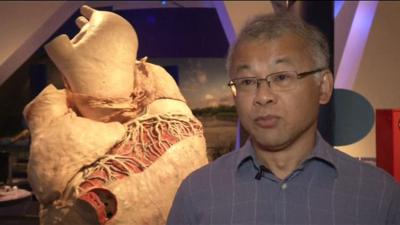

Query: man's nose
left=253, top=80, right=277, bottom=106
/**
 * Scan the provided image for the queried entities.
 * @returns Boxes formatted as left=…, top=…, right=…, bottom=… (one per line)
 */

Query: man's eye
left=276, top=74, right=290, bottom=80
left=239, top=79, right=256, bottom=86
left=271, top=73, right=291, bottom=82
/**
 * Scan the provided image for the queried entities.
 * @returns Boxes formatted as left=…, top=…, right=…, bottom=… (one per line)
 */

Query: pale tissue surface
left=25, top=5, right=208, bottom=225
left=24, top=85, right=126, bottom=205
left=45, top=5, right=138, bottom=120
left=40, top=136, right=208, bottom=225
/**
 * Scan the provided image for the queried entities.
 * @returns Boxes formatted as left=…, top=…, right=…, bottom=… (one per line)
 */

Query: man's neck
left=252, top=128, right=317, bottom=180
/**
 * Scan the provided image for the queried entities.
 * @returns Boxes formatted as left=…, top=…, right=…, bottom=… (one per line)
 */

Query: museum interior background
left=0, top=1, right=399, bottom=224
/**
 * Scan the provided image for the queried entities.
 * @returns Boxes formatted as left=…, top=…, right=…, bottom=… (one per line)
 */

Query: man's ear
left=319, top=70, right=334, bottom=104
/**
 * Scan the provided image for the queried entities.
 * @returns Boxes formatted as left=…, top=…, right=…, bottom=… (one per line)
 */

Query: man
left=167, top=13, right=400, bottom=225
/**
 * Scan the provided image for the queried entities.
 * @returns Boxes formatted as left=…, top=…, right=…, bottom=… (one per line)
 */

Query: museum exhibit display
left=23, top=5, right=208, bottom=225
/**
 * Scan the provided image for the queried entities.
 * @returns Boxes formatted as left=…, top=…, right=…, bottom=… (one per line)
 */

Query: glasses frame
left=227, top=67, right=327, bottom=96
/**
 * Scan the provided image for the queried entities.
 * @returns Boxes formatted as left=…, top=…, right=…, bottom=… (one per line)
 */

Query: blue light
left=335, top=1, right=378, bottom=89
left=161, top=1, right=167, bottom=6
left=334, top=0, right=345, bottom=18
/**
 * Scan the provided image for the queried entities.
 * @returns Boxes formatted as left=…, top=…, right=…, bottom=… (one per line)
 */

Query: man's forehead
left=233, top=57, right=294, bottom=70
left=230, top=35, right=309, bottom=69
left=230, top=47, right=298, bottom=73
left=237, top=33, right=308, bottom=52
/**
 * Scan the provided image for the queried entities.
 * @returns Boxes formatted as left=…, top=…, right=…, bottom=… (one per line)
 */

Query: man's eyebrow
left=234, top=64, right=251, bottom=73
left=275, top=57, right=294, bottom=66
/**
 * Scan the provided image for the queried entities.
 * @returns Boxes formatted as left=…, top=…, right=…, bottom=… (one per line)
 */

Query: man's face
left=229, top=34, right=332, bottom=152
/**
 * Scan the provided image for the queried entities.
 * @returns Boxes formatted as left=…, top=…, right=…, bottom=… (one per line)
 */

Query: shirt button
left=281, top=183, right=287, bottom=190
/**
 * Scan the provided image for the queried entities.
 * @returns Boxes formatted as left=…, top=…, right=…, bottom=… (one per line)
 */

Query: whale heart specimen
left=24, top=5, right=208, bottom=225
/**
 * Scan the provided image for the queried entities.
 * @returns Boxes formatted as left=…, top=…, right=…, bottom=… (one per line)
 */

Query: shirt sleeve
left=167, top=177, right=196, bottom=225
left=387, top=181, right=400, bottom=225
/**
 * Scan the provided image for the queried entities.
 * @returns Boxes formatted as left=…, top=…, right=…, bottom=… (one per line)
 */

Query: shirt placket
left=263, top=168, right=304, bottom=225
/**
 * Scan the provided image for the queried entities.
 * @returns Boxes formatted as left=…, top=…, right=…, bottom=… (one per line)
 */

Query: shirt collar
left=307, top=132, right=337, bottom=170
left=235, top=139, right=255, bottom=169
left=235, top=132, right=338, bottom=172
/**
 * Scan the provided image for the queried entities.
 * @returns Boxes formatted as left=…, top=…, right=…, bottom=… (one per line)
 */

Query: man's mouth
left=254, top=115, right=279, bottom=128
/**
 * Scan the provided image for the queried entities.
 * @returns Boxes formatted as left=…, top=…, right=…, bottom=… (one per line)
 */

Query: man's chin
left=250, top=135, right=289, bottom=152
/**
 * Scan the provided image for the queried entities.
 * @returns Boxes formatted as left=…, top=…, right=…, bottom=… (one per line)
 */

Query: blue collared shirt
left=167, top=133, right=400, bottom=225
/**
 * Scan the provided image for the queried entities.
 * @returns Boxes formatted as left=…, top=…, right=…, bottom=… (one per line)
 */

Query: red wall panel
left=376, top=109, right=400, bottom=182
